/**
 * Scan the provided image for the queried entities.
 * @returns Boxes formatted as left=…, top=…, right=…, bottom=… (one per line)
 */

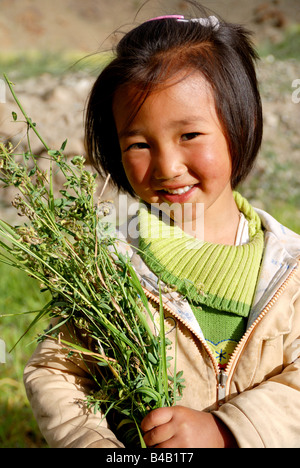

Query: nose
left=153, top=146, right=187, bottom=181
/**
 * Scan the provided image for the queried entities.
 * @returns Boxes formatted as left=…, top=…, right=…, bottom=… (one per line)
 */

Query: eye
left=181, top=132, right=201, bottom=142
left=125, top=142, right=150, bottom=152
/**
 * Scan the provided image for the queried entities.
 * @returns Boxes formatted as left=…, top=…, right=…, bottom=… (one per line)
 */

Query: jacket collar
left=249, top=208, right=300, bottom=324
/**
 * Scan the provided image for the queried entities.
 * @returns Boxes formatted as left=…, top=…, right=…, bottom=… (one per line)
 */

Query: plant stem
left=159, top=286, right=169, bottom=401
left=3, top=74, right=50, bottom=152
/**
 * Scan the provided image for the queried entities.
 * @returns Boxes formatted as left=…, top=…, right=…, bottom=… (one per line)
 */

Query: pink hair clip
left=145, top=15, right=220, bottom=30
left=146, top=15, right=185, bottom=22
left=178, top=16, right=220, bottom=30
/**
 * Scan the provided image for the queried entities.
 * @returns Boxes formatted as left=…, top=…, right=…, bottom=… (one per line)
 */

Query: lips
left=162, top=185, right=194, bottom=195
left=157, top=184, right=197, bottom=203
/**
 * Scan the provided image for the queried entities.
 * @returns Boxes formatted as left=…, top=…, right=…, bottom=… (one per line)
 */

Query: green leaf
left=48, top=150, right=60, bottom=157
left=96, top=361, right=109, bottom=367
left=28, top=167, right=37, bottom=177
left=135, top=386, right=161, bottom=403
left=60, top=139, right=68, bottom=151
left=116, top=418, right=134, bottom=430
left=147, top=352, right=158, bottom=365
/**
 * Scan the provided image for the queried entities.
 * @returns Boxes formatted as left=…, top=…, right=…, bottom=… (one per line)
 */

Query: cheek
left=191, top=144, right=232, bottom=182
left=193, top=156, right=231, bottom=182
left=122, top=157, right=150, bottom=187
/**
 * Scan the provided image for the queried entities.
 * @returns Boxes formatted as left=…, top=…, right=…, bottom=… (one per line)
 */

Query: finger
left=141, top=407, right=173, bottom=433
left=143, top=421, right=174, bottom=447
left=154, top=436, right=178, bottom=449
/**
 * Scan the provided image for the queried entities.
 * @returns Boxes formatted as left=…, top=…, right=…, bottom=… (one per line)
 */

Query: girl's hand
left=141, top=406, right=237, bottom=448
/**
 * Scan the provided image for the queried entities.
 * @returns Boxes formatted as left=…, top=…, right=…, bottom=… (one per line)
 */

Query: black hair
left=85, top=4, right=263, bottom=196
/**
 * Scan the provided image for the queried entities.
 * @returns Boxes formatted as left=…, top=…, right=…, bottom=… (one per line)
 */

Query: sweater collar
left=138, top=192, right=265, bottom=317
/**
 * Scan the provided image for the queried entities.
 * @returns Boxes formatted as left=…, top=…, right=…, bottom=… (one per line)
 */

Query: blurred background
left=0, top=0, right=299, bottom=447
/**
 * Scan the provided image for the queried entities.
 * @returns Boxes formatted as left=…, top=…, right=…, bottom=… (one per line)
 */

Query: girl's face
left=113, top=71, right=237, bottom=238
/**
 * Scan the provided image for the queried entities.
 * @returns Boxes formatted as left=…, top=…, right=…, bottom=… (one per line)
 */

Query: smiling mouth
left=161, top=185, right=195, bottom=195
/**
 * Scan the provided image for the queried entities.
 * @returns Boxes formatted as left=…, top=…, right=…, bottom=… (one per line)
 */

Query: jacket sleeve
left=213, top=290, right=300, bottom=448
left=214, top=357, right=300, bottom=448
left=23, top=323, right=124, bottom=448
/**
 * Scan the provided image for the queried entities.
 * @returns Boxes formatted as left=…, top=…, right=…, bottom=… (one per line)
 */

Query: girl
left=24, top=7, right=300, bottom=448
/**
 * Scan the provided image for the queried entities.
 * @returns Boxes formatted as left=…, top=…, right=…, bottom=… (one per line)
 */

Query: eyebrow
left=118, top=116, right=208, bottom=140
left=118, top=128, right=145, bottom=140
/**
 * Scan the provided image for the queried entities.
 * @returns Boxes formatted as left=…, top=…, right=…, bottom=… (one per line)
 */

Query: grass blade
left=159, top=282, right=169, bottom=401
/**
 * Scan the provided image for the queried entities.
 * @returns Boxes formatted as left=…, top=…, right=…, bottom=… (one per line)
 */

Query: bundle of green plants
left=0, top=76, right=184, bottom=447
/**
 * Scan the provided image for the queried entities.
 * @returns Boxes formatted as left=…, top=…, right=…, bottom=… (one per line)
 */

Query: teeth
left=164, top=185, right=194, bottom=195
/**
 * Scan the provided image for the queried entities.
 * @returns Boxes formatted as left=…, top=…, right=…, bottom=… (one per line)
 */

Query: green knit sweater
left=138, top=193, right=264, bottom=369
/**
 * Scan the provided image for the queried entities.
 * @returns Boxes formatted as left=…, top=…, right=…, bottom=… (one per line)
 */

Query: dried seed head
left=97, top=200, right=114, bottom=218
left=11, top=194, right=23, bottom=208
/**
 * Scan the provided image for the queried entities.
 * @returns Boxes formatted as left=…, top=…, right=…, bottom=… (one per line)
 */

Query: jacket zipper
left=220, top=265, right=299, bottom=396
left=142, top=287, right=222, bottom=381
left=142, top=264, right=298, bottom=406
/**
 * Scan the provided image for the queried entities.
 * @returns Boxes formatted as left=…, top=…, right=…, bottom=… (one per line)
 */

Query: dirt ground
left=0, top=0, right=299, bottom=53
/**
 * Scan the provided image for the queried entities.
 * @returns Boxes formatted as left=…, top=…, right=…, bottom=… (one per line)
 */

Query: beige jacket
left=24, top=208, right=300, bottom=448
